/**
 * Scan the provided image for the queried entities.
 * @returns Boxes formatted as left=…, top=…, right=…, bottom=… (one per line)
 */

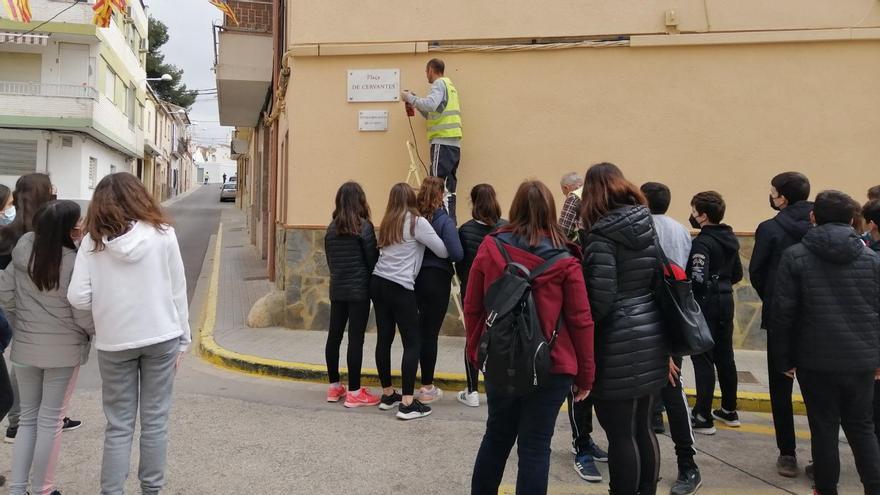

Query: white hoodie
left=68, top=221, right=191, bottom=352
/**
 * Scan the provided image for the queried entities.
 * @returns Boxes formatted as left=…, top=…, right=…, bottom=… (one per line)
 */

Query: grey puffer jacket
left=0, top=232, right=93, bottom=368
left=581, top=206, right=668, bottom=400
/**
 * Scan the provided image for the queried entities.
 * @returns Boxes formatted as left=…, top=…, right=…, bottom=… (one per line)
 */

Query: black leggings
left=415, top=267, right=452, bottom=386
left=325, top=300, right=370, bottom=391
left=372, top=275, right=421, bottom=396
left=460, top=278, right=480, bottom=393
left=596, top=395, right=660, bottom=495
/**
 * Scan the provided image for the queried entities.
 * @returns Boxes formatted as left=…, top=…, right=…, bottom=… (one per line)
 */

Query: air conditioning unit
left=61, top=136, right=73, bottom=148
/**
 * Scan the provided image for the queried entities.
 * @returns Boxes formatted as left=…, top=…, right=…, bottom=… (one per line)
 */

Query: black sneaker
left=711, top=408, right=740, bottom=427
left=4, top=426, right=16, bottom=444
left=691, top=412, right=716, bottom=435
left=653, top=412, right=666, bottom=434
left=62, top=417, right=82, bottom=432
left=396, top=399, right=432, bottom=420
left=378, top=391, right=402, bottom=411
left=583, top=439, right=608, bottom=463
left=670, top=465, right=702, bottom=495
left=776, top=454, right=799, bottom=478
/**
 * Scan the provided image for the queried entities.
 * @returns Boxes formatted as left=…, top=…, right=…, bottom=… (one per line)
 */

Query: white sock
left=330, top=382, right=341, bottom=389
left=349, top=388, right=360, bottom=395
left=722, top=407, right=735, bottom=414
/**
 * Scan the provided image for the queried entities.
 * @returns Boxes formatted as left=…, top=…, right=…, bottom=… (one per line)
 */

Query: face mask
left=769, top=194, right=782, bottom=211
left=689, top=215, right=701, bottom=229
left=0, top=205, right=15, bottom=225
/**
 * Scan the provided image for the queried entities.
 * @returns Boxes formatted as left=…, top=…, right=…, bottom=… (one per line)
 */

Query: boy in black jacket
left=750, top=171, right=813, bottom=477
left=771, top=190, right=880, bottom=495
left=863, top=199, right=880, bottom=450
left=687, top=191, right=743, bottom=435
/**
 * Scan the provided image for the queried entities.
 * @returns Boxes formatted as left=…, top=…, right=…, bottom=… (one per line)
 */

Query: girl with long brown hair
left=466, top=180, right=594, bottom=495
left=68, top=172, right=188, bottom=494
left=0, top=174, right=81, bottom=447
left=579, top=162, right=670, bottom=495
left=323, top=182, right=380, bottom=407
left=0, top=200, right=92, bottom=495
left=413, top=177, right=462, bottom=404
left=372, top=183, right=448, bottom=420
left=455, top=183, right=505, bottom=407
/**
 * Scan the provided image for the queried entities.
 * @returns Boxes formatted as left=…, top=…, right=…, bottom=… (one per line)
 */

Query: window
left=126, top=84, right=135, bottom=127
left=104, top=65, right=116, bottom=102
left=114, top=75, right=125, bottom=109
left=0, top=139, right=37, bottom=175
left=89, top=157, right=98, bottom=189
left=138, top=103, right=145, bottom=130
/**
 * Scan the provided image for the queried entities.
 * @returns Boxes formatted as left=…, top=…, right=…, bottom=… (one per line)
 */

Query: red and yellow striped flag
left=2, top=0, right=32, bottom=23
left=209, top=0, right=239, bottom=26
left=92, top=0, right=126, bottom=28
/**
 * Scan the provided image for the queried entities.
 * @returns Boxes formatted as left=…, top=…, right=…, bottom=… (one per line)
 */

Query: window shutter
left=0, top=139, right=38, bottom=175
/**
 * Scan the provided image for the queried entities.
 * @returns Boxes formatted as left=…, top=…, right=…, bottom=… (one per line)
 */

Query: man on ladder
left=402, top=58, right=462, bottom=223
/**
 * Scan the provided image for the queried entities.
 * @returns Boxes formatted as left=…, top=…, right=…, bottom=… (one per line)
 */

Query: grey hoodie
left=0, top=232, right=93, bottom=368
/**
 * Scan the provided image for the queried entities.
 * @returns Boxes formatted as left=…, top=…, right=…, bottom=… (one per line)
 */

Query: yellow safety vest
left=426, top=77, right=462, bottom=141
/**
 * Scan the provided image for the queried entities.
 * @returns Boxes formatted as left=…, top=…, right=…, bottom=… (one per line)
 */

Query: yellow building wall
left=288, top=0, right=880, bottom=45
left=283, top=40, right=880, bottom=231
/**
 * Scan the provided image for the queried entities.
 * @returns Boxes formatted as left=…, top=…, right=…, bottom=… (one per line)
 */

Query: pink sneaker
left=344, top=388, right=381, bottom=408
left=326, top=384, right=347, bottom=402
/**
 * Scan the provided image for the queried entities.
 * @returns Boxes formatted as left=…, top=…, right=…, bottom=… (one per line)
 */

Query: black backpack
left=477, top=237, right=572, bottom=396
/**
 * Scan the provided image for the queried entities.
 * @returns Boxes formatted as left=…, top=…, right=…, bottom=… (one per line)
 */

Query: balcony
left=0, top=81, right=96, bottom=122
left=0, top=81, right=143, bottom=158
left=0, top=81, right=98, bottom=99
left=213, top=0, right=273, bottom=127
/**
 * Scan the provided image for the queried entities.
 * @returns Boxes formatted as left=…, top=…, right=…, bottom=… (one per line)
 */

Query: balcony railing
left=0, top=81, right=99, bottom=100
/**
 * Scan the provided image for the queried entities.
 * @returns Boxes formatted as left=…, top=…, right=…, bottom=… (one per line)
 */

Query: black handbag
left=652, top=238, right=714, bottom=357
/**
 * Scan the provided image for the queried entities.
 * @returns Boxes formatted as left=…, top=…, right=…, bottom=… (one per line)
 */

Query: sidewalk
left=199, top=207, right=802, bottom=414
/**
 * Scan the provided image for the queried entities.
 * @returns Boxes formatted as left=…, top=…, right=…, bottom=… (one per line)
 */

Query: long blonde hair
left=378, top=183, right=419, bottom=248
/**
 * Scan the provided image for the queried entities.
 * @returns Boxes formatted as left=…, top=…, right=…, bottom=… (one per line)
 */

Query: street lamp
left=146, top=74, right=173, bottom=82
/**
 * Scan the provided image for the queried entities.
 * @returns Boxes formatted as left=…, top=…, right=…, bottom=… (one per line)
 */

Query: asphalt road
left=0, top=188, right=864, bottom=494
left=165, top=185, right=225, bottom=302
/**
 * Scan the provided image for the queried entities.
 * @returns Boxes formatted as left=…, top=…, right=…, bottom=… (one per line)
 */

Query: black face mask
left=769, top=194, right=781, bottom=211
left=689, top=215, right=701, bottom=229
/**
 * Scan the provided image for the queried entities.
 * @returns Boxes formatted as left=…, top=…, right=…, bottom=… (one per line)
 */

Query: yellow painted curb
left=197, top=224, right=805, bottom=415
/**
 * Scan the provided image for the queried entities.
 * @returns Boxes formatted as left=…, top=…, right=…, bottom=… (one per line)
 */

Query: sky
left=144, top=0, right=233, bottom=149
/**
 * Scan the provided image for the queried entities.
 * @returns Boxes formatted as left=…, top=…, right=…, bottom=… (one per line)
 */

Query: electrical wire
left=4, top=0, right=85, bottom=42
left=407, top=113, right=429, bottom=177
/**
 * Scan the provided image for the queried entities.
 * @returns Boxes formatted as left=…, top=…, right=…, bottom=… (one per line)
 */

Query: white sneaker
left=417, top=385, right=443, bottom=404
left=457, top=390, right=479, bottom=407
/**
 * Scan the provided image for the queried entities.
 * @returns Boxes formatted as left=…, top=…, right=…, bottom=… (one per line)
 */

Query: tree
left=147, top=16, right=197, bottom=109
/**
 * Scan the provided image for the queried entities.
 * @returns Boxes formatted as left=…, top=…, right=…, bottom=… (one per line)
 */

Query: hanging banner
left=2, top=0, right=32, bottom=23
left=209, top=0, right=239, bottom=26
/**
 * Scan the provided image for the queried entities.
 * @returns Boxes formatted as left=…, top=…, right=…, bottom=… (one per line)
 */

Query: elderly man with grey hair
left=559, top=172, right=584, bottom=241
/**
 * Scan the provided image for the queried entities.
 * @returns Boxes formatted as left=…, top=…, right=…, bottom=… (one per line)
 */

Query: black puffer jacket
left=749, top=201, right=813, bottom=328
left=456, top=219, right=505, bottom=297
left=687, top=224, right=743, bottom=327
left=324, top=220, right=379, bottom=302
left=769, top=223, right=880, bottom=372
left=582, top=206, right=668, bottom=400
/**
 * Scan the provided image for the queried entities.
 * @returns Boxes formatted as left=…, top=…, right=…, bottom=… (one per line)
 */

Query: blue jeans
left=471, top=374, right=572, bottom=495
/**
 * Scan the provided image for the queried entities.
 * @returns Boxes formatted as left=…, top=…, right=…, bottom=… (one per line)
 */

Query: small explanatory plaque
left=348, top=69, right=400, bottom=102
left=358, top=110, right=388, bottom=132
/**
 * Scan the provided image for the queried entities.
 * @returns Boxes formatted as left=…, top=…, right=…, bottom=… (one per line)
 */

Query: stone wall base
left=266, top=226, right=767, bottom=350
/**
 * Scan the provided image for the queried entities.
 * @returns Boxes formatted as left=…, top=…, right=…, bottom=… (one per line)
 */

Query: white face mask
left=0, top=205, right=15, bottom=225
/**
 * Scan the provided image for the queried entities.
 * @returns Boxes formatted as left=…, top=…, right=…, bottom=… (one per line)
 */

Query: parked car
left=220, top=183, right=237, bottom=202
left=228, top=176, right=237, bottom=183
